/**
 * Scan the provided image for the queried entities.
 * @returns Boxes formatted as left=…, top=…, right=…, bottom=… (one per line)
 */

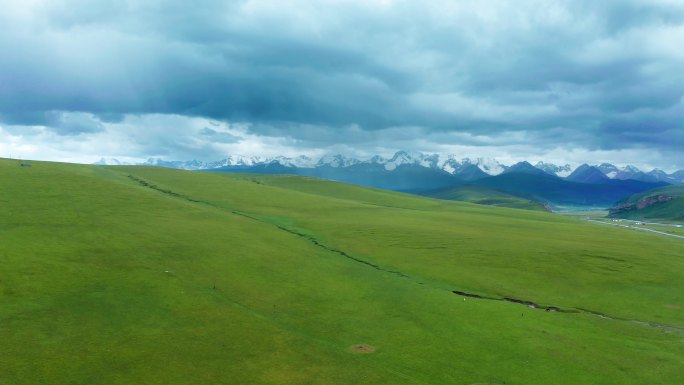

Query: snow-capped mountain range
left=534, top=162, right=573, bottom=178
left=94, top=151, right=684, bottom=184
left=95, top=151, right=510, bottom=175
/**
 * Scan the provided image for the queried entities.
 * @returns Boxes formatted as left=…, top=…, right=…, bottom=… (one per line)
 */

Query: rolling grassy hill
left=609, top=184, right=684, bottom=222
left=423, top=184, right=548, bottom=211
left=2, top=159, right=684, bottom=385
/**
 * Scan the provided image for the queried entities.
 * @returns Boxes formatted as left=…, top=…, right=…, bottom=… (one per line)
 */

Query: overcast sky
left=1, top=0, right=683, bottom=170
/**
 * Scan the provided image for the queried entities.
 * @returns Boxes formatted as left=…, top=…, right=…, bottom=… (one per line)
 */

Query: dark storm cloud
left=0, top=0, right=683, bottom=165
left=1, top=111, right=104, bottom=135
left=597, top=103, right=684, bottom=150
left=199, top=127, right=242, bottom=143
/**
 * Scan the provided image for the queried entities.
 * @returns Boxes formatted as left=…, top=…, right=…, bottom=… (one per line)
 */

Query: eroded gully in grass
left=128, top=174, right=683, bottom=332
left=451, top=290, right=682, bottom=331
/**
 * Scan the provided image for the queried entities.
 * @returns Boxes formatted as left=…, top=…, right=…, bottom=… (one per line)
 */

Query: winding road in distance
left=586, top=219, right=684, bottom=240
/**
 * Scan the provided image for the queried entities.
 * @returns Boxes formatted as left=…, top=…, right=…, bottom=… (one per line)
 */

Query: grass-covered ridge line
left=2, top=158, right=683, bottom=385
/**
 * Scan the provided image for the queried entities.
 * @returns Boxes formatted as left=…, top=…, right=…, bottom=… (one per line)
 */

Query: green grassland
left=1, top=159, right=683, bottom=385
left=423, top=184, right=548, bottom=211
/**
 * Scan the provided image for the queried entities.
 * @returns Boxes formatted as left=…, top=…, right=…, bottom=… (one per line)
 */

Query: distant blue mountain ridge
left=95, top=151, right=681, bottom=207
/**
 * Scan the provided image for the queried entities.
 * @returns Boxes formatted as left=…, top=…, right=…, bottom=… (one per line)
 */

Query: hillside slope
left=423, top=184, right=549, bottom=211
left=609, top=185, right=684, bottom=222
left=1, top=159, right=683, bottom=385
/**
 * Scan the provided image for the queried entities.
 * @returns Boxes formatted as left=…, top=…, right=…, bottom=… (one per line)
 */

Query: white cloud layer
left=1, top=113, right=681, bottom=171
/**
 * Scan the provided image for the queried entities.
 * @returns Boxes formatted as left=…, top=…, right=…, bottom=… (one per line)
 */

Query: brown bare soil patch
left=664, top=304, right=680, bottom=309
left=350, top=344, right=375, bottom=353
